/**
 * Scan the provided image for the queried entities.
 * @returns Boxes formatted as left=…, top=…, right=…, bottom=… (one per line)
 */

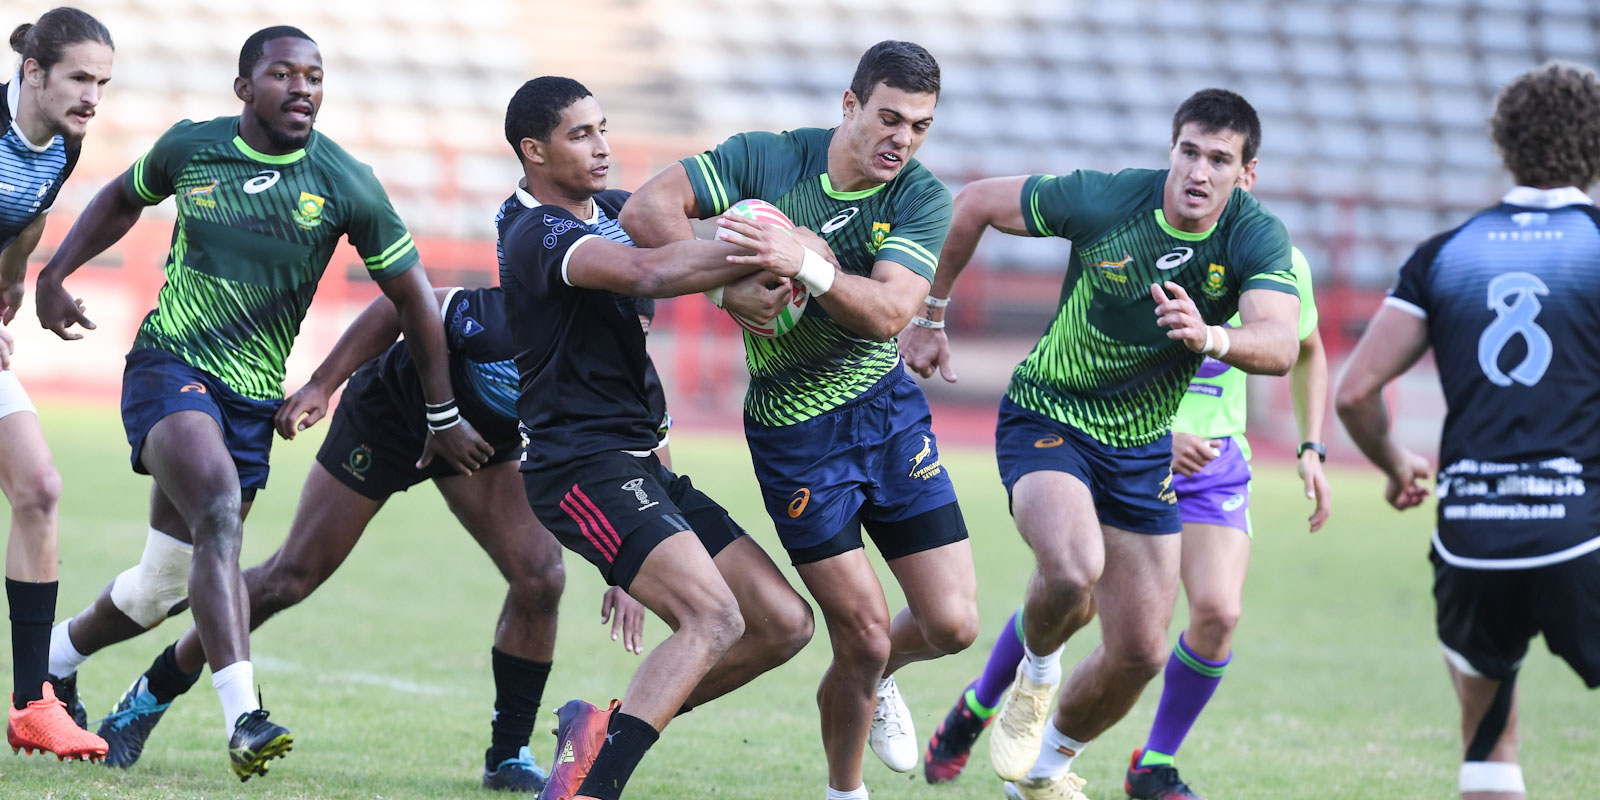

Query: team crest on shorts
left=622, top=478, right=658, bottom=511
left=1158, top=471, right=1177, bottom=505
left=908, top=435, right=942, bottom=480
left=343, top=444, right=372, bottom=481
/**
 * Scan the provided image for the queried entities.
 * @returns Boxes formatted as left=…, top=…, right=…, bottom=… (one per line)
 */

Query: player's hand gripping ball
left=723, top=199, right=809, bottom=338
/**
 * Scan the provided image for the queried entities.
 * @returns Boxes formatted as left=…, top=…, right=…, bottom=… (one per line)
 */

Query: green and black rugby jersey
left=124, top=117, right=420, bottom=401
left=1010, top=168, right=1297, bottom=448
left=682, top=127, right=952, bottom=426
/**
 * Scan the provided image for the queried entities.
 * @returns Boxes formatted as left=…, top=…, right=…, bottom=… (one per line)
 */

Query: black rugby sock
left=144, top=642, right=203, bottom=704
left=7, top=578, right=57, bottom=708
left=575, top=711, right=659, bottom=800
left=486, top=648, right=550, bottom=770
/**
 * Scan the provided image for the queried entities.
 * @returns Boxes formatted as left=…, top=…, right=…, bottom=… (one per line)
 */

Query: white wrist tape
left=796, top=247, right=835, bottom=296
left=923, top=295, right=950, bottom=308
left=1459, top=762, right=1524, bottom=793
left=703, top=285, right=725, bottom=308
left=1203, top=325, right=1230, bottom=359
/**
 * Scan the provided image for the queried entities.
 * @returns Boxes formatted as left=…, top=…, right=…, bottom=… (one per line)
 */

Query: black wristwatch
left=1298, top=441, right=1326, bottom=462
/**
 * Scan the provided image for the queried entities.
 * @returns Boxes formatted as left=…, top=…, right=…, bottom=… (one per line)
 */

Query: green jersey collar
left=820, top=172, right=886, bottom=201
left=1154, top=207, right=1217, bottom=242
left=232, top=133, right=308, bottom=165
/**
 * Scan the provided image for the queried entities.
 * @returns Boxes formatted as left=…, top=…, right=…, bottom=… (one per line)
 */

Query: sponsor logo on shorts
left=1222, top=493, right=1246, bottom=511
left=908, top=434, right=943, bottom=480
left=1158, top=471, right=1177, bottom=505
left=787, top=488, right=810, bottom=518
left=1034, top=434, right=1064, bottom=448
left=622, top=478, right=658, bottom=511
left=343, top=444, right=372, bottom=481
left=179, top=382, right=207, bottom=394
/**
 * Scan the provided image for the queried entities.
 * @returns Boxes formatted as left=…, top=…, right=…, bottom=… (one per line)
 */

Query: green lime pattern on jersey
left=1007, top=173, right=1295, bottom=448
left=125, top=119, right=417, bottom=401
left=687, top=129, right=950, bottom=426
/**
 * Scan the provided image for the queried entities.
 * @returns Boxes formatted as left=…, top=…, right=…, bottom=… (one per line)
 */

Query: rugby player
left=0, top=7, right=112, bottom=762
left=1337, top=61, right=1600, bottom=800
left=916, top=165, right=1332, bottom=800
left=624, top=41, right=979, bottom=800
left=498, top=76, right=813, bottom=800
left=84, top=284, right=652, bottom=793
left=899, top=89, right=1302, bottom=799
left=33, top=26, right=488, bottom=780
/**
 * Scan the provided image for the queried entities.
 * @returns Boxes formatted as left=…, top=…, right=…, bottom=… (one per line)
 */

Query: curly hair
left=1490, top=61, right=1600, bottom=190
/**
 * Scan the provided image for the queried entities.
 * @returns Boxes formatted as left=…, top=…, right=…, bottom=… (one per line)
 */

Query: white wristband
left=1203, top=325, right=1230, bottom=359
left=704, top=285, right=725, bottom=308
left=924, top=295, right=950, bottom=308
left=796, top=248, right=835, bottom=296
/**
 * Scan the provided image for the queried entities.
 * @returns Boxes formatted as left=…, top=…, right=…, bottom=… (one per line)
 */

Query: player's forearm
left=382, top=269, right=452, bottom=405
left=38, top=178, right=144, bottom=287
left=1214, top=317, right=1298, bottom=376
left=814, top=274, right=919, bottom=342
left=0, top=215, right=46, bottom=285
left=306, top=293, right=404, bottom=392
left=1336, top=386, right=1406, bottom=476
left=1292, top=328, right=1328, bottom=443
left=634, top=240, right=756, bottom=297
left=620, top=167, right=699, bottom=247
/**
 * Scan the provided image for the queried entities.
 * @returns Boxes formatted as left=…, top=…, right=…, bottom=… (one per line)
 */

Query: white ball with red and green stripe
left=725, top=199, right=809, bottom=338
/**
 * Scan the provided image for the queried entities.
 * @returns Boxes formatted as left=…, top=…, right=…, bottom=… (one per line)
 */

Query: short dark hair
left=1171, top=88, right=1262, bottom=164
left=504, top=76, right=592, bottom=159
left=238, top=25, right=315, bottom=79
left=1491, top=61, right=1600, bottom=190
left=9, top=7, right=113, bottom=74
left=850, top=40, right=939, bottom=106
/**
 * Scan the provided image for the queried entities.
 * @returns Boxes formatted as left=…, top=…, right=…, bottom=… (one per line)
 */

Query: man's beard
left=263, top=122, right=311, bottom=151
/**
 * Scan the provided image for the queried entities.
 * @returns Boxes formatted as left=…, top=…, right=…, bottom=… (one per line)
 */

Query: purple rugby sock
left=971, top=609, right=1025, bottom=711
left=1142, top=631, right=1230, bottom=762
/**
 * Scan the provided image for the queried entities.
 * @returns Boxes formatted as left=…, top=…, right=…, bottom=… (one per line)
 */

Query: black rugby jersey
left=498, top=185, right=658, bottom=470
left=1388, top=186, right=1600, bottom=568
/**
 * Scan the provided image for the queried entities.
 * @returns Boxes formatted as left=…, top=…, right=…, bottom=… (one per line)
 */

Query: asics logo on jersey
left=788, top=488, right=810, bottom=518
left=820, top=207, right=859, bottom=234
left=242, top=170, right=281, bottom=194
left=1479, top=271, right=1553, bottom=387
left=621, top=478, right=658, bottom=511
left=1157, top=247, right=1195, bottom=270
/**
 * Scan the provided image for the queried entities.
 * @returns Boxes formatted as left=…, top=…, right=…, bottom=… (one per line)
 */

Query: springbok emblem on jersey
left=1478, top=272, right=1552, bottom=387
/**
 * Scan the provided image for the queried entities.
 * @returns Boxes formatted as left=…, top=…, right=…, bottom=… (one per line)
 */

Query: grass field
left=1, top=404, right=1595, bottom=799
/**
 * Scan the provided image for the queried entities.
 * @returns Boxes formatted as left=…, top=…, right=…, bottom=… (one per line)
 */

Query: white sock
left=1022, top=643, right=1063, bottom=686
left=212, top=661, right=259, bottom=738
left=825, top=783, right=868, bottom=800
left=47, top=619, right=89, bottom=678
left=1025, top=724, right=1092, bottom=780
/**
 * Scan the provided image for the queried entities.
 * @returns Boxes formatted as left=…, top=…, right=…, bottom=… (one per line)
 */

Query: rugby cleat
left=989, top=666, right=1058, bottom=781
left=1125, top=748, right=1206, bottom=800
left=228, top=708, right=292, bottom=782
left=482, top=745, right=548, bottom=793
left=49, top=673, right=88, bottom=730
left=7, top=682, right=108, bottom=761
left=537, top=698, right=615, bottom=800
left=1003, top=772, right=1090, bottom=800
left=868, top=676, right=918, bottom=772
left=923, top=680, right=994, bottom=783
left=97, top=674, right=172, bottom=768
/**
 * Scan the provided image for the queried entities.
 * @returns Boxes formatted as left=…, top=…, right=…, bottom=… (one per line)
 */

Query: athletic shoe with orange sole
left=8, top=682, right=108, bottom=761
left=537, top=698, right=616, bottom=800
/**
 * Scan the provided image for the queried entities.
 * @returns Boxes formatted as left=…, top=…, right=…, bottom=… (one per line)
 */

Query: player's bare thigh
left=1012, top=470, right=1105, bottom=587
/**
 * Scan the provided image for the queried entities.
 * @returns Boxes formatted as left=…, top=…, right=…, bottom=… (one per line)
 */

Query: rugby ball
left=723, top=199, right=809, bottom=338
